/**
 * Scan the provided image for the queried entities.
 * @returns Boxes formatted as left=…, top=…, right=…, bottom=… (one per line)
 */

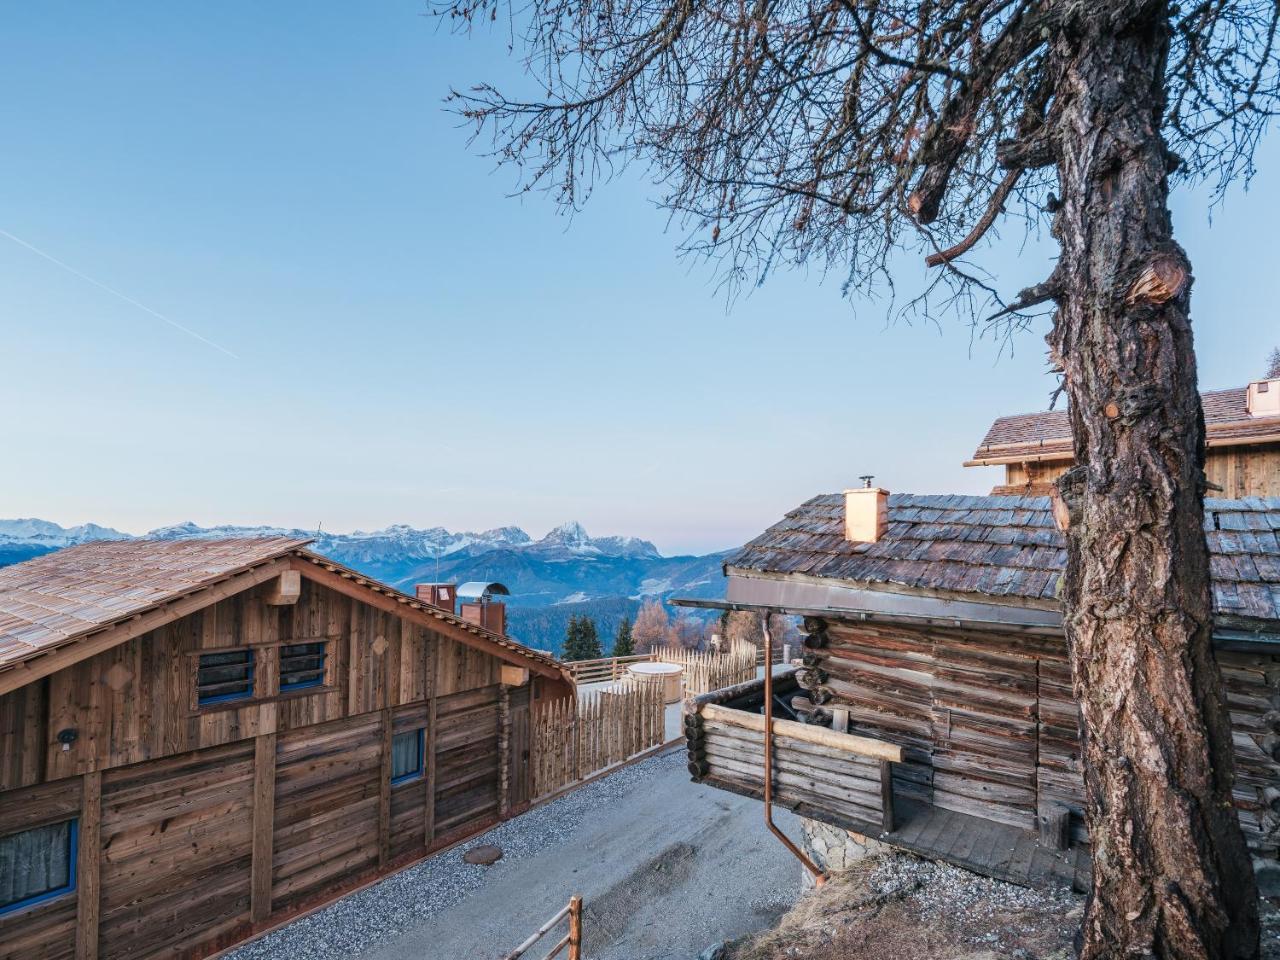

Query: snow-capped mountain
left=0, top=516, right=717, bottom=601
left=0, top=516, right=729, bottom=653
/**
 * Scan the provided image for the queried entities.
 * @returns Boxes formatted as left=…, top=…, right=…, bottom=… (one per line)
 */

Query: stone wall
left=799, top=817, right=890, bottom=886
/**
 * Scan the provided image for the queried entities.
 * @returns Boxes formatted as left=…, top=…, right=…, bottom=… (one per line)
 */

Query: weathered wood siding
left=801, top=618, right=1280, bottom=854
left=999, top=445, right=1280, bottom=497
left=1204, top=443, right=1280, bottom=499
left=433, top=687, right=501, bottom=838
left=99, top=743, right=255, bottom=959
left=271, top=714, right=382, bottom=912
left=0, top=569, right=542, bottom=960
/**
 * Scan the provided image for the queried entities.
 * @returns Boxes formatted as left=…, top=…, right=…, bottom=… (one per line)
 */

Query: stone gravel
left=226, top=751, right=680, bottom=960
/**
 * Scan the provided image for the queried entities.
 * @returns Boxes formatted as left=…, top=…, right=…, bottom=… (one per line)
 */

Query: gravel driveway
left=225, top=747, right=803, bottom=960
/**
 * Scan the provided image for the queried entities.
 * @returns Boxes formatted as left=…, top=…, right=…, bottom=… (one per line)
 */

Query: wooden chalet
left=0, top=537, right=573, bottom=960
left=967, top=378, right=1280, bottom=496
left=681, top=490, right=1280, bottom=891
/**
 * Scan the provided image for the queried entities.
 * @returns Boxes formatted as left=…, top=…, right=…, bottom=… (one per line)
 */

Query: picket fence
left=532, top=681, right=665, bottom=800
left=647, top=641, right=758, bottom=696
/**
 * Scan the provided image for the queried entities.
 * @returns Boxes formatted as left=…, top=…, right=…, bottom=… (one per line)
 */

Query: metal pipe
left=760, top=613, right=826, bottom=886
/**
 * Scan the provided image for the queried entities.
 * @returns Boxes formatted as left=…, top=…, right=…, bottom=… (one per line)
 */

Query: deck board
left=882, top=800, right=1089, bottom=894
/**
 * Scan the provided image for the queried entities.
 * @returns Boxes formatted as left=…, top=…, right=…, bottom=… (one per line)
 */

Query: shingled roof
left=968, top=387, right=1280, bottom=465
left=726, top=493, right=1280, bottom=626
left=0, top=537, right=568, bottom=683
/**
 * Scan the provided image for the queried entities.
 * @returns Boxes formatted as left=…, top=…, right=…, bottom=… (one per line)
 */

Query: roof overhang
left=674, top=570, right=1280, bottom=650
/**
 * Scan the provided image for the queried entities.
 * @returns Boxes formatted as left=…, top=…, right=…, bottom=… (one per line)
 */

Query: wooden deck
left=703, top=775, right=1090, bottom=894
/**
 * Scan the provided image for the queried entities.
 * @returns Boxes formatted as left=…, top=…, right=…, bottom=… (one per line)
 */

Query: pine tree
left=562, top=614, right=603, bottom=661
left=612, top=616, right=634, bottom=658
left=580, top=617, right=603, bottom=660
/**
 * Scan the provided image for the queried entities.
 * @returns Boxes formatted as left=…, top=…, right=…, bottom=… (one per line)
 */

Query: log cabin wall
left=800, top=618, right=1280, bottom=856
left=0, top=573, right=526, bottom=960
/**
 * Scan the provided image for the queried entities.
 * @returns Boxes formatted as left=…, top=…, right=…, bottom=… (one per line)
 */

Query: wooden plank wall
left=98, top=742, right=255, bottom=959
left=805, top=619, right=1280, bottom=852
left=433, top=687, right=501, bottom=838
left=0, top=571, right=536, bottom=960
left=271, top=714, right=382, bottom=912
left=1205, top=443, right=1280, bottom=498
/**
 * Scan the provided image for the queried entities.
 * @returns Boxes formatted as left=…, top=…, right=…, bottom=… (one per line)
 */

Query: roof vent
left=844, top=485, right=889, bottom=544
left=1248, top=379, right=1280, bottom=418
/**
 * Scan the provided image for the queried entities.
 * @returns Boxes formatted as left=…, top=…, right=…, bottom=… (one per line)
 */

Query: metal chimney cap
left=858, top=475, right=875, bottom=488
left=456, top=581, right=511, bottom=603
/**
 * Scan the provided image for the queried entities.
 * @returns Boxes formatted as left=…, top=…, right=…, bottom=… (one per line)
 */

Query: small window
left=390, top=729, right=425, bottom=785
left=280, top=642, right=327, bottom=692
left=197, top=649, right=255, bottom=706
left=0, top=819, right=77, bottom=915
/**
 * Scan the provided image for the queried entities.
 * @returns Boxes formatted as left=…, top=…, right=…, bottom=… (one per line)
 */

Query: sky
left=1, top=3, right=1278, bottom=556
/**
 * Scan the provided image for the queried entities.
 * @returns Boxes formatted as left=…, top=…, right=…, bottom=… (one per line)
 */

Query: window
left=390, top=729, right=425, bottom=785
left=196, top=649, right=255, bottom=706
left=280, top=642, right=327, bottom=692
left=0, top=820, right=77, bottom=915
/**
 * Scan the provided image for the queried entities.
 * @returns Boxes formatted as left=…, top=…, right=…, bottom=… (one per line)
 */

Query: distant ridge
left=0, top=518, right=732, bottom=652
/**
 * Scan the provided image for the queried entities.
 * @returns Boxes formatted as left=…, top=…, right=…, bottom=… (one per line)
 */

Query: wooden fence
left=647, top=642, right=758, bottom=696
left=532, top=682, right=665, bottom=799
left=564, top=644, right=771, bottom=689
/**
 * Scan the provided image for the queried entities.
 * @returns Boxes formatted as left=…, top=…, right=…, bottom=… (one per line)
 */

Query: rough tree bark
left=1047, top=5, right=1259, bottom=958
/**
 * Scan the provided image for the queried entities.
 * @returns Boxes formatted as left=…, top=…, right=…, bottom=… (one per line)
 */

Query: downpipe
left=760, top=614, right=827, bottom=887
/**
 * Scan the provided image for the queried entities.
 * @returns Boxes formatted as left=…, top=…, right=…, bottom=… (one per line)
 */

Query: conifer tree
left=612, top=616, right=634, bottom=658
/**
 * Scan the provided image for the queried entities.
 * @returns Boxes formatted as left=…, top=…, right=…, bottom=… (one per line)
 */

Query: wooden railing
left=686, top=678, right=903, bottom=834
left=564, top=643, right=778, bottom=690
left=532, top=682, right=665, bottom=800
left=503, top=896, right=582, bottom=960
left=562, top=653, right=654, bottom=685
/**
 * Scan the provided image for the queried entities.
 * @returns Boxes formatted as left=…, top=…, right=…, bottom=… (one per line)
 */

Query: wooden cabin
left=966, top=379, right=1280, bottom=496
left=0, top=537, right=574, bottom=960
left=681, top=490, right=1280, bottom=890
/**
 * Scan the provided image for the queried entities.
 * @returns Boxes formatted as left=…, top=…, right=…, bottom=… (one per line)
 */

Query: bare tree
left=437, top=2, right=1280, bottom=956
left=631, top=599, right=670, bottom=654
left=1268, top=347, right=1280, bottom=379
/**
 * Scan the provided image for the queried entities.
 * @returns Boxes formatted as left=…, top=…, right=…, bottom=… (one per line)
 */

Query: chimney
left=416, top=583, right=456, bottom=615
left=844, top=478, right=889, bottom=543
left=1247, top=379, right=1280, bottom=418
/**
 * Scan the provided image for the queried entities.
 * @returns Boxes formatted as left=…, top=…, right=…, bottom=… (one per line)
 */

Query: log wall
left=0, top=571, right=539, bottom=960
left=796, top=617, right=1280, bottom=855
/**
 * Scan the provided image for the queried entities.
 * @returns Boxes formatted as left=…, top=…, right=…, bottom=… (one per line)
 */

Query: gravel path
left=226, top=748, right=804, bottom=960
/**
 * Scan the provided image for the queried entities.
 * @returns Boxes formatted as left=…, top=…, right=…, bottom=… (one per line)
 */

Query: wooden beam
left=264, top=570, right=301, bottom=606
left=501, top=665, right=529, bottom=687
left=251, top=733, right=277, bottom=923
left=289, top=558, right=567, bottom=684
left=880, top=760, right=895, bottom=833
left=378, top=709, right=392, bottom=869
left=75, top=771, right=101, bottom=960
left=0, top=559, right=292, bottom=698
left=424, top=698, right=438, bottom=847
left=700, top=703, right=904, bottom=763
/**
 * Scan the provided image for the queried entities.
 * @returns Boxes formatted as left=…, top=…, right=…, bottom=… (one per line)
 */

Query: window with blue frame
left=0, top=819, right=77, bottom=915
left=196, top=649, right=255, bottom=706
left=390, top=729, right=425, bottom=785
left=279, top=641, right=327, bottom=692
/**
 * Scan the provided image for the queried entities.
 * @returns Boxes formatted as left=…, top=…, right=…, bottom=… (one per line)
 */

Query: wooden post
left=250, top=733, right=277, bottom=923
left=1039, top=804, right=1070, bottom=851
left=378, top=709, right=392, bottom=868
left=880, top=760, right=895, bottom=833
left=424, top=697, right=438, bottom=847
left=568, top=895, right=583, bottom=960
left=498, top=685, right=511, bottom=817
left=75, top=770, right=101, bottom=960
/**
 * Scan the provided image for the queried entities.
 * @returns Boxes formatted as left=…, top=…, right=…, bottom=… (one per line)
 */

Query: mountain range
left=0, top=518, right=732, bottom=651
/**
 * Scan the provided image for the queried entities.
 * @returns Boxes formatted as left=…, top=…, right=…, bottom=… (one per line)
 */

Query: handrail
left=502, top=895, right=582, bottom=960
left=700, top=703, right=904, bottom=763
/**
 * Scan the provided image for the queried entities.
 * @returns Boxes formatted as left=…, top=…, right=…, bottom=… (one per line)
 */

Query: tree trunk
left=1047, top=5, right=1258, bottom=958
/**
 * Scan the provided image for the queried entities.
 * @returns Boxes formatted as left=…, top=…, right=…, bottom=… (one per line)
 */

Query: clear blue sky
left=2, top=3, right=1277, bottom=555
